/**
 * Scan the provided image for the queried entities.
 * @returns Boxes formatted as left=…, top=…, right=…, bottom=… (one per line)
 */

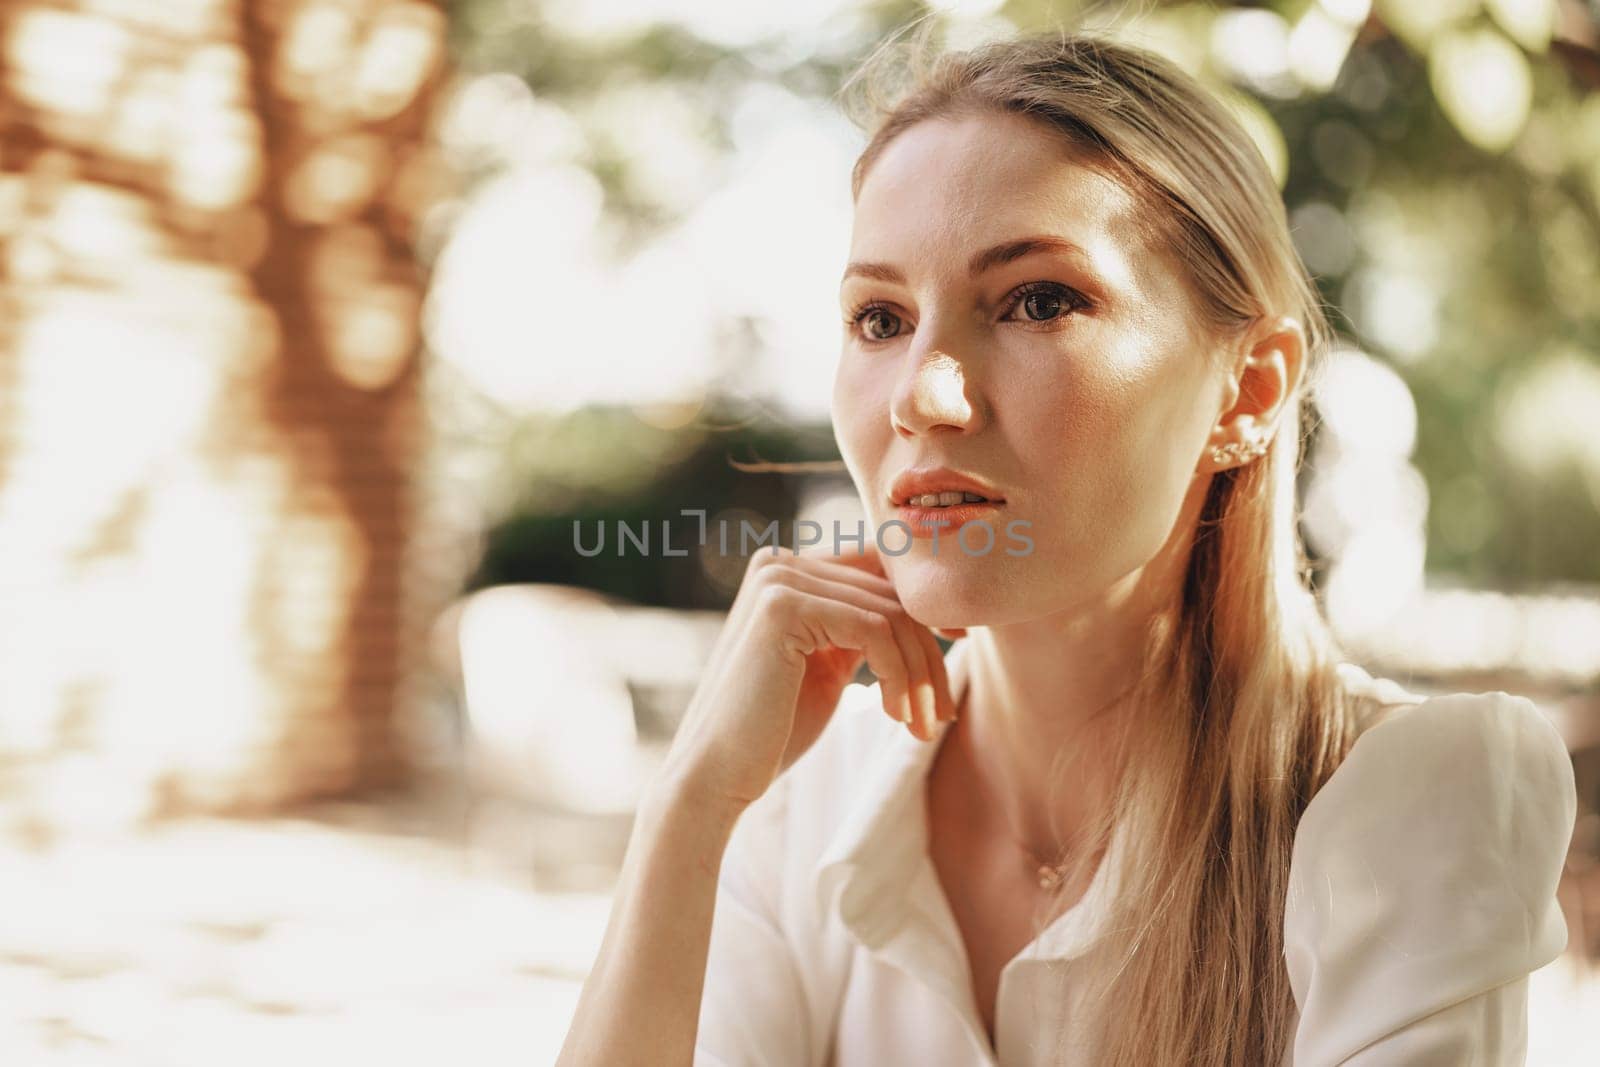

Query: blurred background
left=2, top=0, right=1599, bottom=1062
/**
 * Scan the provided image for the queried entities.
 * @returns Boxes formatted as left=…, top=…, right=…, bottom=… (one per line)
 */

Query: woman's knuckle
left=744, top=554, right=793, bottom=591
left=755, top=582, right=797, bottom=614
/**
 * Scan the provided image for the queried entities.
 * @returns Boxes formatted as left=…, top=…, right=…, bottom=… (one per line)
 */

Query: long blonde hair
left=838, top=26, right=1367, bottom=1066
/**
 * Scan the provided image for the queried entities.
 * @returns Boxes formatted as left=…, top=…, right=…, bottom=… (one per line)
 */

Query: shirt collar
left=812, top=639, right=1126, bottom=963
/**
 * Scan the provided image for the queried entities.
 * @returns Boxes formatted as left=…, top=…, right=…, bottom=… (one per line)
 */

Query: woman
left=556, top=29, right=1576, bottom=1067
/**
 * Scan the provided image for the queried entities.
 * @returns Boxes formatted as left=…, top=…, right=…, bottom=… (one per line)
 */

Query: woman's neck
left=942, top=470, right=1205, bottom=857
left=951, top=580, right=1165, bottom=857
left=953, top=630, right=1132, bottom=857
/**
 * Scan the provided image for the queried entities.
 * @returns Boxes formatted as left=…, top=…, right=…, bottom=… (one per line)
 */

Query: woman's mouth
left=886, top=468, right=1008, bottom=539
left=893, top=495, right=1006, bottom=538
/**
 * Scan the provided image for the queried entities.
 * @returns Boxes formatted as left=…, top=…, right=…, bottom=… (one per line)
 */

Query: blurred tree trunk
left=0, top=0, right=451, bottom=827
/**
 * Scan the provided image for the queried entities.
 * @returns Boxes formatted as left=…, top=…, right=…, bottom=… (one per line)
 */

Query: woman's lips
left=892, top=499, right=1007, bottom=539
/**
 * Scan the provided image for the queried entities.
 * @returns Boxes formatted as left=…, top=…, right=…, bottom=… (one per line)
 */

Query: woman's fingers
left=757, top=583, right=910, bottom=724
left=912, top=621, right=957, bottom=724
left=759, top=564, right=940, bottom=734
left=700, top=548, right=791, bottom=689
left=822, top=543, right=967, bottom=650
left=886, top=593, right=935, bottom=741
left=793, top=552, right=961, bottom=738
left=702, top=543, right=958, bottom=741
left=823, top=537, right=889, bottom=579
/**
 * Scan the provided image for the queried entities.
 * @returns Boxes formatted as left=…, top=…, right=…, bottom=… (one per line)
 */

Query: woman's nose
left=889, top=348, right=984, bottom=438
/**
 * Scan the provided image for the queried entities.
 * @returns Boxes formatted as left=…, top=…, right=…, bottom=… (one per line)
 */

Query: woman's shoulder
left=1312, top=664, right=1575, bottom=829
left=1282, top=669, right=1577, bottom=1060
left=1284, top=669, right=1575, bottom=1008
left=1294, top=664, right=1576, bottom=874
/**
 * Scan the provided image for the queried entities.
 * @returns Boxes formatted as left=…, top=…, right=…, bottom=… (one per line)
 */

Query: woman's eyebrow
left=841, top=235, right=1093, bottom=286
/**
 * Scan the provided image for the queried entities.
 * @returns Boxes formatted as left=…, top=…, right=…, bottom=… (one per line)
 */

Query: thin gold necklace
left=1006, top=820, right=1073, bottom=890
left=951, top=664, right=1138, bottom=890
left=960, top=725, right=1073, bottom=889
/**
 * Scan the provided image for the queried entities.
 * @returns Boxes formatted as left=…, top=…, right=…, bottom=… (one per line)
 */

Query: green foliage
left=447, top=0, right=1600, bottom=601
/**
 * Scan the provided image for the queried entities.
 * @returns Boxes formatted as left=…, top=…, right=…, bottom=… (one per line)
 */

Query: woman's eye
left=848, top=305, right=904, bottom=342
left=1006, top=282, right=1087, bottom=324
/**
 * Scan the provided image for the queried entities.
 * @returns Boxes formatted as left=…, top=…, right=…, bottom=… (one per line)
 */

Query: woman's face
left=832, top=110, right=1234, bottom=629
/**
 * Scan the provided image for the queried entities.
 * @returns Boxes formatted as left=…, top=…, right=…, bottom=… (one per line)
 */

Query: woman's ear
left=1204, top=315, right=1305, bottom=467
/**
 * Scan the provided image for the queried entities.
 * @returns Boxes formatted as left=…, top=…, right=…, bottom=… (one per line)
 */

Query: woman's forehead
left=849, top=114, right=1153, bottom=264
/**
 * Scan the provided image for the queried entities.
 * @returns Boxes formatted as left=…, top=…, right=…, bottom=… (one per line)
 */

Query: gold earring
left=1210, top=437, right=1266, bottom=467
left=1209, top=441, right=1248, bottom=463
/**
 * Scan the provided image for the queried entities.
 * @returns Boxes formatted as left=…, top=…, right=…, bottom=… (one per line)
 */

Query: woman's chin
left=893, top=588, right=991, bottom=634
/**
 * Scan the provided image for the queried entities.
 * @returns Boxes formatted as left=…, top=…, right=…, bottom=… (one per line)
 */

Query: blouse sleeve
left=1282, top=690, right=1576, bottom=1067
left=694, top=771, right=814, bottom=1067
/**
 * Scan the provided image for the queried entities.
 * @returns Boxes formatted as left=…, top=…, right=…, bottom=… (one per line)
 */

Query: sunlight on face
left=832, top=110, right=1230, bottom=628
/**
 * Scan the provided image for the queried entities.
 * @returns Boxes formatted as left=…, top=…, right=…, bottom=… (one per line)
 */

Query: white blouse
left=693, top=640, right=1577, bottom=1066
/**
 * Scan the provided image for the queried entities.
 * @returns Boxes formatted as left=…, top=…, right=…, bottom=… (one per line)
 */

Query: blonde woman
left=556, top=29, right=1576, bottom=1067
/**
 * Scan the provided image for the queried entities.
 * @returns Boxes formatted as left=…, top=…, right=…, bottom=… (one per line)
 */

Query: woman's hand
left=661, top=539, right=960, bottom=814
left=558, top=540, right=965, bottom=1067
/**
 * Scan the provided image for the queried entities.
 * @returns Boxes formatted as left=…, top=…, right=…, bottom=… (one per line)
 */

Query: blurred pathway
left=0, top=785, right=624, bottom=1067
